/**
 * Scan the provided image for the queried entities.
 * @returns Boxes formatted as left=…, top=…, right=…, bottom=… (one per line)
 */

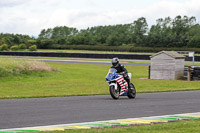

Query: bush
left=0, top=44, right=8, bottom=51
left=10, top=45, right=19, bottom=51
left=29, top=45, right=37, bottom=51
left=19, top=43, right=27, bottom=50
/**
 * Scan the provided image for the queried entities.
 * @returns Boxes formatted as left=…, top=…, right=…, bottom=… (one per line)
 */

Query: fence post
left=187, top=66, right=191, bottom=81
left=148, top=65, right=151, bottom=79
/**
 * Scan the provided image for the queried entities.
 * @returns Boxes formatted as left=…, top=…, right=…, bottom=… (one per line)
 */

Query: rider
left=111, top=57, right=130, bottom=88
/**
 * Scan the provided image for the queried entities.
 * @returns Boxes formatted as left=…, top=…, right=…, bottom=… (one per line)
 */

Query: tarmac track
left=1, top=91, right=200, bottom=129
left=33, top=59, right=150, bottom=66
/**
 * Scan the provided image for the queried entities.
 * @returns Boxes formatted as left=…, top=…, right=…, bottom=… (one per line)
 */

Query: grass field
left=37, top=49, right=154, bottom=55
left=0, top=57, right=200, bottom=99
left=1, top=55, right=200, bottom=65
left=42, top=119, right=200, bottom=133
left=6, top=49, right=154, bottom=55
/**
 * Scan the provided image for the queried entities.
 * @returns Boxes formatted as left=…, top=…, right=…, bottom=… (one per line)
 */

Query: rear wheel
left=109, top=85, right=120, bottom=99
left=127, top=83, right=136, bottom=99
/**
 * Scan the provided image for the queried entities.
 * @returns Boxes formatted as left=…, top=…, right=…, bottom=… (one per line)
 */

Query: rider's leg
left=124, top=76, right=130, bottom=88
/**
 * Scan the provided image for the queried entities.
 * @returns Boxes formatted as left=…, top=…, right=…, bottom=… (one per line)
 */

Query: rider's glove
left=119, top=72, right=128, bottom=77
left=119, top=72, right=125, bottom=75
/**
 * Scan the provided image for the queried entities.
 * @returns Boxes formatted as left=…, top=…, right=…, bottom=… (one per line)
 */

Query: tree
left=171, top=16, right=197, bottom=47
left=187, top=24, right=200, bottom=47
left=27, top=39, right=37, bottom=45
left=131, top=17, right=148, bottom=45
left=106, top=33, right=122, bottom=46
left=10, top=45, right=19, bottom=51
left=0, top=33, right=32, bottom=48
left=147, top=17, right=174, bottom=47
left=19, top=43, right=27, bottom=49
left=38, top=26, right=78, bottom=40
left=38, top=29, right=47, bottom=39
left=38, top=28, right=53, bottom=39
left=29, top=45, right=37, bottom=51
left=147, top=16, right=197, bottom=47
left=0, top=44, right=8, bottom=51
left=188, top=35, right=200, bottom=47
left=13, top=35, right=21, bottom=44
left=37, top=39, right=54, bottom=49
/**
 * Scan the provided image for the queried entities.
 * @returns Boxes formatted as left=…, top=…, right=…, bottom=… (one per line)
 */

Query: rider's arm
left=119, top=65, right=128, bottom=75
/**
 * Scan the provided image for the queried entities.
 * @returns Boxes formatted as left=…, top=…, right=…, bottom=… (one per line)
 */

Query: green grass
left=0, top=63, right=109, bottom=98
left=1, top=55, right=200, bottom=65
left=0, top=58, right=56, bottom=77
left=42, top=119, right=200, bottom=133
left=37, top=49, right=154, bottom=55
left=4, top=48, right=154, bottom=54
left=0, top=60, right=200, bottom=99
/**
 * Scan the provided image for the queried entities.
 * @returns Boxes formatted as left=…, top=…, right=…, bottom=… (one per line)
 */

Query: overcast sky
left=0, top=0, right=200, bottom=36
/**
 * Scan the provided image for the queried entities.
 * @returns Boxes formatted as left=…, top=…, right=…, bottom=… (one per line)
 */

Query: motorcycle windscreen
left=105, top=68, right=118, bottom=81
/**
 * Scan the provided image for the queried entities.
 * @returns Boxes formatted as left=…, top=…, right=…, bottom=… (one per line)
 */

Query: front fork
left=109, top=82, right=118, bottom=90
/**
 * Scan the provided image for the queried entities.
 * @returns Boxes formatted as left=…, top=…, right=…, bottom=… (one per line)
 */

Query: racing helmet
left=112, top=57, right=119, bottom=67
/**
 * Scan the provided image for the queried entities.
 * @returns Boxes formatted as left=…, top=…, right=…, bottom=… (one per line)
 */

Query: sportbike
left=105, top=68, right=136, bottom=99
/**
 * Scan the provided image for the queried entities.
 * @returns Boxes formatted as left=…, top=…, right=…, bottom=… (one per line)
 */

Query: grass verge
left=41, top=119, right=200, bottom=133
left=37, top=49, right=154, bottom=55
left=0, top=58, right=56, bottom=77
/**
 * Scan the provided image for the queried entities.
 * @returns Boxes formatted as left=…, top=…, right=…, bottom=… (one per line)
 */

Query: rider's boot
left=127, top=80, right=131, bottom=89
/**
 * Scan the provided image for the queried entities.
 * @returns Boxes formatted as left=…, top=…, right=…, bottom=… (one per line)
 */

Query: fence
left=1, top=51, right=200, bottom=61
left=184, top=66, right=200, bottom=81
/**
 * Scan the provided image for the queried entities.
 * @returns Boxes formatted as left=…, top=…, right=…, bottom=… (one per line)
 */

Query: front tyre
left=109, top=85, right=120, bottom=99
left=127, top=83, right=136, bottom=99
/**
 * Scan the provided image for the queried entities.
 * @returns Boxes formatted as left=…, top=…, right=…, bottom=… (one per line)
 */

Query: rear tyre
left=109, top=85, right=120, bottom=99
left=127, top=83, right=136, bottom=99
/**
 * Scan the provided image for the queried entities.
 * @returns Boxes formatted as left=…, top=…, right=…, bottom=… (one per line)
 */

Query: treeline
left=1, top=15, right=200, bottom=52
left=0, top=33, right=36, bottom=47
left=0, top=33, right=37, bottom=51
left=37, top=15, right=200, bottom=48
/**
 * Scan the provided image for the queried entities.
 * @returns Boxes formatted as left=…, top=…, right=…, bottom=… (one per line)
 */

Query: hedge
left=48, top=45, right=200, bottom=54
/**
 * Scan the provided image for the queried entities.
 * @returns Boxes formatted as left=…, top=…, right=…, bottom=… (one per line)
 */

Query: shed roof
left=150, top=51, right=185, bottom=59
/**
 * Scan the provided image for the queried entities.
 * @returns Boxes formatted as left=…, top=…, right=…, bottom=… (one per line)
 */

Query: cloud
left=0, top=0, right=30, bottom=7
left=144, top=0, right=200, bottom=22
left=0, top=0, right=200, bottom=36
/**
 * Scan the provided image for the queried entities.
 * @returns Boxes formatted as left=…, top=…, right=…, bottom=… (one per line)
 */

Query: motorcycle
left=105, top=68, right=136, bottom=99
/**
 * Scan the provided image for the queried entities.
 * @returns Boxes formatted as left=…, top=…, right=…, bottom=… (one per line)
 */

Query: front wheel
left=127, top=83, right=136, bottom=99
left=109, top=85, right=120, bottom=99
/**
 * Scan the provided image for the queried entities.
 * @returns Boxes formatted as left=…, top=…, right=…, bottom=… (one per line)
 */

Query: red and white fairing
left=116, top=76, right=128, bottom=95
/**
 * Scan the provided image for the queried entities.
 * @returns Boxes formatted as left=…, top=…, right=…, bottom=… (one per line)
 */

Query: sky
left=0, top=0, right=200, bottom=37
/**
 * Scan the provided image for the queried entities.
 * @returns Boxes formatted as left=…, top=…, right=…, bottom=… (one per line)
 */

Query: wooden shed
left=150, top=51, right=185, bottom=80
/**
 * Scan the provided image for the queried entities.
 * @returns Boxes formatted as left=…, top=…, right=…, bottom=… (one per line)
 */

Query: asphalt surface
left=1, top=90, right=200, bottom=129
left=33, top=59, right=150, bottom=66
